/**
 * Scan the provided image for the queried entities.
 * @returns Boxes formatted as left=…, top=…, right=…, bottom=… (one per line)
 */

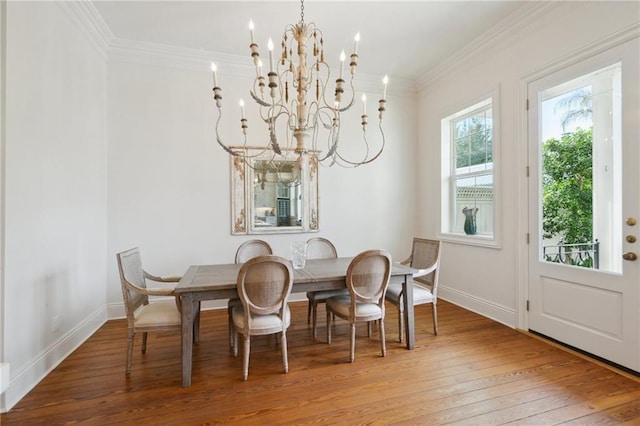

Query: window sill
left=438, top=232, right=501, bottom=249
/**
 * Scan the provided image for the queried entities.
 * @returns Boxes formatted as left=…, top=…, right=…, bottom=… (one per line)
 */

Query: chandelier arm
left=267, top=107, right=295, bottom=155
left=337, top=76, right=357, bottom=113
left=312, top=61, right=335, bottom=110
left=333, top=120, right=386, bottom=167
left=215, top=109, right=247, bottom=157
left=311, top=109, right=339, bottom=162
left=250, top=90, right=271, bottom=107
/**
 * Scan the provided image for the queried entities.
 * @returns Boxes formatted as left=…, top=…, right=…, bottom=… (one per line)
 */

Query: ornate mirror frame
left=231, top=151, right=319, bottom=235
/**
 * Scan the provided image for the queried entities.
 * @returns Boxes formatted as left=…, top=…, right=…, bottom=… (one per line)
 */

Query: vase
left=462, top=207, right=478, bottom=235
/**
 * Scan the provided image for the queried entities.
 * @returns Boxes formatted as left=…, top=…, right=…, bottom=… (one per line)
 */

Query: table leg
left=402, top=273, right=415, bottom=349
left=181, top=294, right=196, bottom=387
left=193, top=301, right=201, bottom=344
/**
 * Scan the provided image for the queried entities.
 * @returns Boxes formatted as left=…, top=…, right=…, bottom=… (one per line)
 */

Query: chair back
left=116, top=247, right=148, bottom=325
left=306, top=237, right=338, bottom=260
left=237, top=255, right=294, bottom=318
left=346, top=249, right=392, bottom=306
left=235, top=239, right=273, bottom=264
left=411, top=238, right=442, bottom=296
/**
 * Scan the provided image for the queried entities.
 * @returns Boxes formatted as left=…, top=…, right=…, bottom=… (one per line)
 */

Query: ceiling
left=93, top=1, right=534, bottom=83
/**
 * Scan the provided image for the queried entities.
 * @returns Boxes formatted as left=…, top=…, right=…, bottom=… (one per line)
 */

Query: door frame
left=517, top=27, right=640, bottom=333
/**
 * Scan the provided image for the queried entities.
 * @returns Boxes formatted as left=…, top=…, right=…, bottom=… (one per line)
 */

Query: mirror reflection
left=253, top=160, right=302, bottom=228
left=230, top=150, right=319, bottom=235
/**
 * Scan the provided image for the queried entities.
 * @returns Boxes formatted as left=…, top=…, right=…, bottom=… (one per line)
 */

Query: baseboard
left=0, top=306, right=107, bottom=413
left=0, top=363, right=9, bottom=395
left=438, top=284, right=517, bottom=328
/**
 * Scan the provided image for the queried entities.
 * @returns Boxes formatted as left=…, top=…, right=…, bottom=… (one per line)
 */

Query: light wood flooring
left=2, top=300, right=640, bottom=425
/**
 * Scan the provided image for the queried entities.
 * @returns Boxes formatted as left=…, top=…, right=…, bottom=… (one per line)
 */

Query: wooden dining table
left=175, top=257, right=417, bottom=387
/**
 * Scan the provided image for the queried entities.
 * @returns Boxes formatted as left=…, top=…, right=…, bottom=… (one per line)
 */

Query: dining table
left=175, top=256, right=417, bottom=387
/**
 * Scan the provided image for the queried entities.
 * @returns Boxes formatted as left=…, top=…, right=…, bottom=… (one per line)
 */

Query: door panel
left=528, top=37, right=639, bottom=371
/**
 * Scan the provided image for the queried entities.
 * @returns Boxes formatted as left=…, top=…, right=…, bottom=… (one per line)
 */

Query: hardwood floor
left=3, top=300, right=640, bottom=425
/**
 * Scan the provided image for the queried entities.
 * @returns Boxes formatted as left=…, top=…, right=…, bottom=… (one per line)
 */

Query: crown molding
left=417, top=1, right=554, bottom=93
left=57, top=1, right=113, bottom=58
left=521, top=21, right=640, bottom=83
left=106, top=37, right=416, bottom=97
left=56, top=0, right=414, bottom=97
left=107, top=38, right=248, bottom=74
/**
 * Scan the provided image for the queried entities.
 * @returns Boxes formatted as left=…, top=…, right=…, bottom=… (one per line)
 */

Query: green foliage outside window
left=542, top=127, right=593, bottom=244
left=455, top=115, right=493, bottom=169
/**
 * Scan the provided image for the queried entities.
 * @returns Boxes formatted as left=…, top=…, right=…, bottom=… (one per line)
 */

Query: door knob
left=622, top=252, right=637, bottom=261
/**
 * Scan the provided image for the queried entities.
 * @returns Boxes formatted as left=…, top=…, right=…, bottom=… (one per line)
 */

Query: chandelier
left=210, top=0, right=388, bottom=168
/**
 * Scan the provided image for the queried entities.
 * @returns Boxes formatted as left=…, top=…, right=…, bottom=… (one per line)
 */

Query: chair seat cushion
left=232, top=304, right=291, bottom=334
left=326, top=295, right=383, bottom=318
left=386, top=284, right=434, bottom=305
left=134, top=301, right=181, bottom=327
left=306, top=289, right=349, bottom=302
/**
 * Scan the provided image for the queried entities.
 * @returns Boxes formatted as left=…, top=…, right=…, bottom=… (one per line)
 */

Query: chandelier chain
left=300, top=0, right=304, bottom=24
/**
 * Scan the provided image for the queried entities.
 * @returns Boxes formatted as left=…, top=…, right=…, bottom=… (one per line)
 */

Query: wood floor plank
left=2, top=300, right=639, bottom=425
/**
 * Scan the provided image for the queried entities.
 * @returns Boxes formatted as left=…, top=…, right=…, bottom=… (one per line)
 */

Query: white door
left=528, top=37, right=640, bottom=372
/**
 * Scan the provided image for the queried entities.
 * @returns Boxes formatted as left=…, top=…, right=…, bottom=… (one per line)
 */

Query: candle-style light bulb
left=362, top=93, right=367, bottom=115
left=249, top=20, right=255, bottom=44
left=382, top=75, right=389, bottom=99
left=339, top=50, right=346, bottom=79
left=267, top=38, right=274, bottom=72
left=211, top=62, right=218, bottom=87
left=239, top=99, right=245, bottom=119
left=354, top=32, right=360, bottom=55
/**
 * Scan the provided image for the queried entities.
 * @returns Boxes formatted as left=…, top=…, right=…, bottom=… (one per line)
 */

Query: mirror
left=231, top=151, right=318, bottom=235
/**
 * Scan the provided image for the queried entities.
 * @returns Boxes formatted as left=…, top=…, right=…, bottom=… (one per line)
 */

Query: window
left=441, top=97, right=497, bottom=242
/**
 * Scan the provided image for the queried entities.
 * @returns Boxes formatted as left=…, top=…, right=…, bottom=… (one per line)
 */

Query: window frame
left=440, top=92, right=501, bottom=248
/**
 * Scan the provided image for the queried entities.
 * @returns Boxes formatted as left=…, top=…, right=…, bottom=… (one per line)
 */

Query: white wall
left=417, top=1, right=640, bottom=326
left=105, top=51, right=418, bottom=313
left=1, top=2, right=108, bottom=411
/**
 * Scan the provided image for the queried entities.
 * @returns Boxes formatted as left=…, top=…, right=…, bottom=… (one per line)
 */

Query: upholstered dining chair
left=326, top=249, right=392, bottom=363
left=235, top=239, right=273, bottom=263
left=116, top=247, right=182, bottom=377
left=386, top=238, right=442, bottom=342
left=230, top=255, right=294, bottom=380
left=304, top=237, right=348, bottom=338
left=228, top=240, right=273, bottom=349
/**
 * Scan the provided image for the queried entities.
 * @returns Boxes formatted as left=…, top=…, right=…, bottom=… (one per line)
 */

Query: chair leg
left=126, top=329, right=134, bottom=377
left=432, top=303, right=438, bottom=335
left=307, top=300, right=312, bottom=324
left=312, top=302, right=318, bottom=338
left=349, top=323, right=356, bottom=363
left=379, top=318, right=387, bottom=357
left=141, top=332, right=148, bottom=354
left=232, top=331, right=239, bottom=357
left=397, top=302, right=405, bottom=343
left=326, top=309, right=332, bottom=344
left=281, top=331, right=289, bottom=373
left=367, top=321, right=373, bottom=338
left=228, top=305, right=234, bottom=349
left=242, top=335, right=250, bottom=381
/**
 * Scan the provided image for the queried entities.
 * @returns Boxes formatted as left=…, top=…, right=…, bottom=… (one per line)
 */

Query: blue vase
left=463, top=207, right=478, bottom=235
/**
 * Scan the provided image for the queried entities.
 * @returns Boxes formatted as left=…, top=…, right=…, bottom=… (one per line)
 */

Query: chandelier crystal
left=211, top=0, right=388, bottom=168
